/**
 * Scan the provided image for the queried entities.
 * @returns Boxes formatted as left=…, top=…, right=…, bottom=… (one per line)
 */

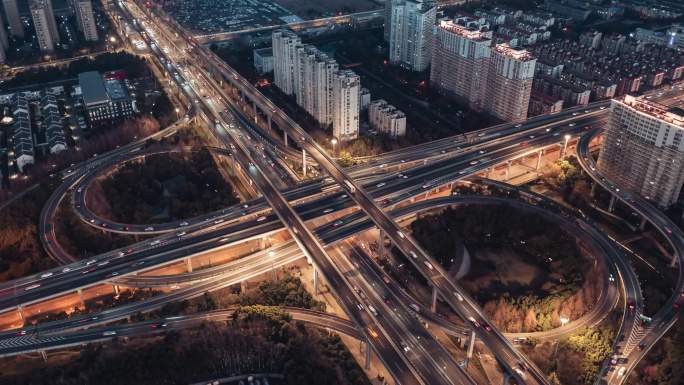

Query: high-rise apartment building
left=332, top=70, right=361, bottom=141
left=30, top=0, right=59, bottom=53
left=272, top=29, right=302, bottom=96
left=272, top=30, right=361, bottom=141
left=430, top=20, right=536, bottom=122
left=3, top=0, right=24, bottom=38
left=388, top=0, right=436, bottom=72
left=482, top=43, right=536, bottom=122
left=430, top=18, right=492, bottom=109
left=295, top=45, right=338, bottom=126
left=597, top=95, right=684, bottom=208
left=369, top=99, right=407, bottom=137
left=74, top=0, right=98, bottom=41
left=0, top=14, right=8, bottom=63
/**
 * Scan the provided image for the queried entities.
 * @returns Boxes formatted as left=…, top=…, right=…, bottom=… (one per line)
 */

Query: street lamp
left=560, top=316, right=569, bottom=325
left=561, top=134, right=571, bottom=159
left=331, top=137, right=338, bottom=157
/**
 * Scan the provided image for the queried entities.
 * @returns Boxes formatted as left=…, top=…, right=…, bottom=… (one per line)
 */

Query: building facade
left=430, top=17, right=492, bottom=109
left=30, top=0, right=59, bottom=53
left=3, top=0, right=24, bottom=38
left=78, top=71, right=135, bottom=124
left=74, top=0, right=98, bottom=41
left=369, top=99, right=406, bottom=137
left=388, top=0, right=436, bottom=72
left=597, top=95, right=684, bottom=207
left=332, top=70, right=361, bottom=141
left=272, top=29, right=301, bottom=96
left=253, top=47, right=274, bottom=74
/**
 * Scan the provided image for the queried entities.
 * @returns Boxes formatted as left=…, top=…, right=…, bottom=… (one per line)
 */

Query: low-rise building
left=41, top=92, right=67, bottom=154
left=10, top=93, right=34, bottom=172
left=369, top=99, right=407, bottom=138
left=78, top=71, right=135, bottom=124
left=253, top=47, right=274, bottom=74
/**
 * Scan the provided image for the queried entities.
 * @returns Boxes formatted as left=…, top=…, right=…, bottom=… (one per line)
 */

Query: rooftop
left=78, top=72, right=109, bottom=107
left=438, top=19, right=491, bottom=42
left=492, top=43, right=535, bottom=61
left=622, top=94, right=684, bottom=127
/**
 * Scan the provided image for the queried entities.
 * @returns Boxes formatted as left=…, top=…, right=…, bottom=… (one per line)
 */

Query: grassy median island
left=409, top=204, right=601, bottom=333
left=90, top=149, right=239, bottom=225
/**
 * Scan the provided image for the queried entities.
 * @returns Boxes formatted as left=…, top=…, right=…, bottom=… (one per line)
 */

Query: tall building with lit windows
left=482, top=43, right=536, bottom=122
left=388, top=0, right=436, bottom=72
left=597, top=95, right=684, bottom=208
left=74, top=0, right=98, bottom=41
left=3, top=0, right=24, bottom=38
left=332, top=70, right=361, bottom=141
left=30, top=0, right=59, bottom=53
left=0, top=14, right=8, bottom=63
left=430, top=17, right=492, bottom=109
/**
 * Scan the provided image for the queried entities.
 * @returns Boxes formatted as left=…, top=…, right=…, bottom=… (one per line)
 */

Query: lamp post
left=331, top=137, right=338, bottom=157
left=561, top=135, right=571, bottom=159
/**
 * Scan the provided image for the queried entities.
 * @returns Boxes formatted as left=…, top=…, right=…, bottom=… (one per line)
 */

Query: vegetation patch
left=93, top=149, right=239, bottom=225
left=410, top=204, right=598, bottom=332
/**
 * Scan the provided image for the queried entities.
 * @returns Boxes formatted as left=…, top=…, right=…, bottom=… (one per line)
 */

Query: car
left=400, top=341, right=411, bottom=352
left=397, top=231, right=405, bottom=239
left=422, top=184, right=430, bottom=189
left=376, top=182, right=386, bottom=188
left=214, top=219, right=224, bottom=224
left=145, top=227, right=154, bottom=232
left=41, top=272, right=53, bottom=278
left=177, top=231, right=186, bottom=237
left=16, top=330, right=27, bottom=336
left=470, top=161, right=479, bottom=165
left=257, top=216, right=267, bottom=222
left=423, top=261, right=434, bottom=270
left=569, top=123, right=576, bottom=127
left=515, top=124, right=522, bottom=128
left=331, top=220, right=344, bottom=228
left=62, top=267, right=72, bottom=273
left=608, top=274, right=615, bottom=282
left=483, top=323, right=492, bottom=332
left=454, top=292, right=464, bottom=301
left=323, top=208, right=334, bottom=214
left=98, top=261, right=110, bottom=267
left=151, top=322, right=168, bottom=329
left=617, top=367, right=626, bottom=376
left=468, top=317, right=480, bottom=328
left=627, top=300, right=635, bottom=311
left=25, top=284, right=41, bottom=291
left=478, top=150, right=486, bottom=154
left=86, top=259, right=97, bottom=266
left=179, top=221, right=189, bottom=227
left=150, top=240, right=161, bottom=246
left=107, top=272, right=119, bottom=278
left=103, top=331, right=117, bottom=336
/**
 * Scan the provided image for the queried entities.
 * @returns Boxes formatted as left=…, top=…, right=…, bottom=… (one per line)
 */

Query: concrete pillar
left=365, top=340, right=372, bottom=369
left=536, top=149, right=543, bottom=170
left=302, top=149, right=307, bottom=176
left=253, top=102, right=258, bottom=124
left=284, top=131, right=288, bottom=146
left=113, top=285, right=120, bottom=296
left=77, top=288, right=86, bottom=308
left=313, top=267, right=319, bottom=295
left=466, top=329, right=476, bottom=366
left=17, top=306, right=24, bottom=323
left=431, top=285, right=438, bottom=313
left=267, top=115, right=272, bottom=131
left=40, top=350, right=48, bottom=362
left=590, top=182, right=597, bottom=197
left=639, top=217, right=647, bottom=231
left=260, top=237, right=267, bottom=249
left=378, top=229, right=385, bottom=258
left=185, top=258, right=193, bottom=272
left=503, top=372, right=511, bottom=385
left=608, top=195, right=617, bottom=213
left=240, top=280, right=247, bottom=293
left=505, top=160, right=512, bottom=180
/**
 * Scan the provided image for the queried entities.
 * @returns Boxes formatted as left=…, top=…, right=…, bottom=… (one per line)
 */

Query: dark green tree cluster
left=239, top=276, right=326, bottom=311
left=99, top=149, right=239, bottom=224
left=558, top=326, right=615, bottom=385
left=4, top=52, right=151, bottom=89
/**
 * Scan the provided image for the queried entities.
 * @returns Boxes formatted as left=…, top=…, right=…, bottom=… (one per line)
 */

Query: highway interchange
left=0, top=1, right=682, bottom=384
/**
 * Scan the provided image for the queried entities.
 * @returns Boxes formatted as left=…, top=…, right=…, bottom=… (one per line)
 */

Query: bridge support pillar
left=608, top=195, right=617, bottom=213
left=313, top=267, right=319, bottom=295
left=378, top=229, right=385, bottom=258
left=505, top=160, right=512, bottom=180
left=77, top=288, right=86, bottom=308
left=40, top=350, right=48, bottom=363
left=431, top=285, right=438, bottom=313
left=503, top=372, right=510, bottom=385
left=185, top=257, right=193, bottom=272
left=253, top=102, right=258, bottom=124
left=17, top=306, right=24, bottom=324
left=113, top=285, right=120, bottom=296
left=590, top=182, right=597, bottom=197
left=536, top=149, right=543, bottom=170
left=283, top=131, right=288, bottom=147
left=466, top=329, right=476, bottom=367
left=267, top=115, right=272, bottom=131
left=302, top=149, right=307, bottom=177
left=639, top=217, right=648, bottom=231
